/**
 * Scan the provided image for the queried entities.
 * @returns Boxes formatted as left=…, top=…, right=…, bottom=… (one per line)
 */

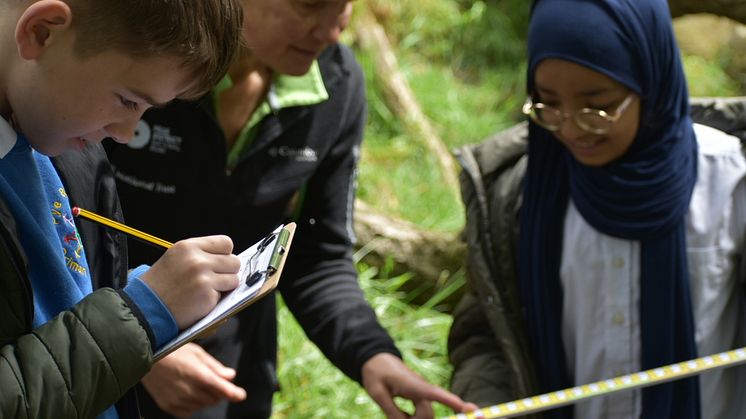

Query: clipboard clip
left=245, top=227, right=291, bottom=287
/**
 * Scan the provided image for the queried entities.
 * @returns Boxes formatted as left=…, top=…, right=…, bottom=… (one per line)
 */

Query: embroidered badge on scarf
left=50, top=186, right=88, bottom=279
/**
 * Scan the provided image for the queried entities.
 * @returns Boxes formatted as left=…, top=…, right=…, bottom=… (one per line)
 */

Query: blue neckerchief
left=0, top=134, right=118, bottom=418
left=35, top=152, right=93, bottom=298
left=518, top=1, right=700, bottom=418
left=0, top=135, right=92, bottom=326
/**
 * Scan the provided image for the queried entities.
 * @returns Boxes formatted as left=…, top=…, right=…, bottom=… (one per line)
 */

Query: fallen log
left=353, top=200, right=466, bottom=311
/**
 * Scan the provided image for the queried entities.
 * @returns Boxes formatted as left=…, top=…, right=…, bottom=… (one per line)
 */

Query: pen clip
left=245, top=270, right=266, bottom=288
left=267, top=228, right=290, bottom=276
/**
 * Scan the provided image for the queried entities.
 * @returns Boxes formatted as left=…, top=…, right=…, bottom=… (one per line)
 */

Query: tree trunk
left=351, top=7, right=461, bottom=198
left=669, top=0, right=746, bottom=24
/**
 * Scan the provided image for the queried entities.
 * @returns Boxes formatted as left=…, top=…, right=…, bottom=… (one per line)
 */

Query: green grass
left=271, top=265, right=458, bottom=418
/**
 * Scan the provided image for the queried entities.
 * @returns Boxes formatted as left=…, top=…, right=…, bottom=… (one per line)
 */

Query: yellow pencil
left=72, top=206, right=173, bottom=249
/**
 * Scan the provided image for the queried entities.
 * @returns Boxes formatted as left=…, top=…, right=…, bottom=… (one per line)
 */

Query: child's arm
left=0, top=288, right=152, bottom=417
left=448, top=292, right=517, bottom=407
left=0, top=236, right=240, bottom=418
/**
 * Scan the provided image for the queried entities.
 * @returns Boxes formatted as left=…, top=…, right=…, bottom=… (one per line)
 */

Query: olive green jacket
left=447, top=97, right=746, bottom=413
left=448, top=121, right=538, bottom=411
left=0, top=144, right=152, bottom=418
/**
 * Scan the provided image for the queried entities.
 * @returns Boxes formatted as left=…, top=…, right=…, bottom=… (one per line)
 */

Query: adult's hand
left=141, top=235, right=241, bottom=329
left=142, top=343, right=247, bottom=418
left=362, top=353, right=478, bottom=418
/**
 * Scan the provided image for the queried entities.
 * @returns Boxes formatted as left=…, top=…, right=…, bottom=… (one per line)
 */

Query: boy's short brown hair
left=67, top=0, right=243, bottom=99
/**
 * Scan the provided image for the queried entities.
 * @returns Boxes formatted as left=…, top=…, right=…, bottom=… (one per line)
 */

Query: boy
left=0, top=0, right=243, bottom=417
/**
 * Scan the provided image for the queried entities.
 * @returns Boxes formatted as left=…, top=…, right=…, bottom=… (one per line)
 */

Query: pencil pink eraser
left=72, top=207, right=80, bottom=217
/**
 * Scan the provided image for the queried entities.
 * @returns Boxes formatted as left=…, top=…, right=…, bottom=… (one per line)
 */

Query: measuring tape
left=444, top=346, right=746, bottom=419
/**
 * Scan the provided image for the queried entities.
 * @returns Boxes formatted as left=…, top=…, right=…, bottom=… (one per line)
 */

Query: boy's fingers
left=211, top=272, right=240, bottom=292
left=188, top=235, right=235, bottom=254
left=209, top=254, right=241, bottom=274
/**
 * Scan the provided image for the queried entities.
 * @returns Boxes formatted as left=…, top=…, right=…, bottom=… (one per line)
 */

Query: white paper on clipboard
left=153, top=223, right=293, bottom=361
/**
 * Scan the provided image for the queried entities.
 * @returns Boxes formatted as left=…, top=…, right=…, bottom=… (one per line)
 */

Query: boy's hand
left=143, top=343, right=247, bottom=417
left=141, top=235, right=241, bottom=329
left=362, top=353, right=478, bottom=419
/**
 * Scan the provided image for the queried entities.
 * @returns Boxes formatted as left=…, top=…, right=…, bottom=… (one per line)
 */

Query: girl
left=449, top=1, right=746, bottom=418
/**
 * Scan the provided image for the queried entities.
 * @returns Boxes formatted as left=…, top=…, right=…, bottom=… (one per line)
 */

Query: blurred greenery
left=353, top=0, right=742, bottom=233
left=355, top=0, right=531, bottom=233
left=682, top=53, right=742, bottom=96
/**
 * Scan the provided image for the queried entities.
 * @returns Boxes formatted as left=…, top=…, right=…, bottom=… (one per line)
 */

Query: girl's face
left=533, top=59, right=641, bottom=167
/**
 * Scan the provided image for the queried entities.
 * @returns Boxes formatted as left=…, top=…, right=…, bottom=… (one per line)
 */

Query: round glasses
left=522, top=93, right=634, bottom=135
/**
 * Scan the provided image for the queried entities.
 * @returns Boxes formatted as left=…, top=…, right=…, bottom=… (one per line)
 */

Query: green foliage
left=355, top=1, right=742, bottom=232
left=682, top=53, right=742, bottom=97
left=364, top=0, right=530, bottom=141
left=357, top=147, right=465, bottom=232
left=356, top=50, right=467, bottom=232
left=271, top=264, right=457, bottom=418
left=355, top=0, right=531, bottom=232
left=367, top=0, right=530, bottom=73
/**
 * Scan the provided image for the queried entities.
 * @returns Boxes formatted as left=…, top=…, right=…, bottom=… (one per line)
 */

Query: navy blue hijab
left=518, top=1, right=700, bottom=418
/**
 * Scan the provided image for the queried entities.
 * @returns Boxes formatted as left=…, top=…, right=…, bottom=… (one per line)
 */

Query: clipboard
left=153, top=223, right=295, bottom=361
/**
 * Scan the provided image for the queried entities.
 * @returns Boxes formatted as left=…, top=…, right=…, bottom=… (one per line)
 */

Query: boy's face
left=8, top=31, right=193, bottom=156
left=533, top=59, right=641, bottom=167
left=242, top=0, right=353, bottom=76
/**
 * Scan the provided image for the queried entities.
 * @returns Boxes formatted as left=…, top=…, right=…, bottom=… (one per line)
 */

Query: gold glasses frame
left=522, top=93, right=635, bottom=135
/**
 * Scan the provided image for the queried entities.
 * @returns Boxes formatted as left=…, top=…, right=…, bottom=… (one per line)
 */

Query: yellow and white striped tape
left=444, top=346, right=746, bottom=419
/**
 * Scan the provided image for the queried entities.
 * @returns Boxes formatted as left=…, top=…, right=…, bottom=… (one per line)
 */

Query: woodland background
left=271, top=1, right=746, bottom=417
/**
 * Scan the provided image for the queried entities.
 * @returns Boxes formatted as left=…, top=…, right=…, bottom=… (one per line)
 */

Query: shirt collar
left=214, top=60, right=329, bottom=118
left=0, top=116, right=18, bottom=159
left=267, top=61, right=329, bottom=111
left=219, top=60, right=329, bottom=170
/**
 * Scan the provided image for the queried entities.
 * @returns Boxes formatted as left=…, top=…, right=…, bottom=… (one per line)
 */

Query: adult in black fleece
left=104, top=1, right=475, bottom=418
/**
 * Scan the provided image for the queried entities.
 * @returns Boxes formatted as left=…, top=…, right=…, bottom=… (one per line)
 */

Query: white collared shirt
left=0, top=116, right=17, bottom=158
left=561, top=124, right=746, bottom=419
